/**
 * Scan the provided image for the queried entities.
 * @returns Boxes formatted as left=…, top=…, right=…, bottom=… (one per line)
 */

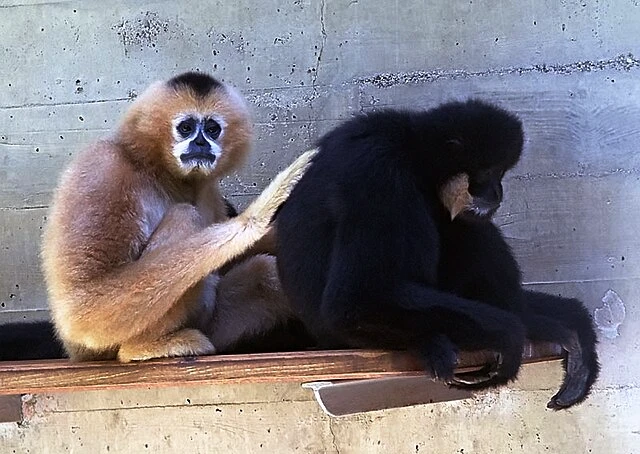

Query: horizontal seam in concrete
left=510, top=167, right=640, bottom=181
left=46, top=398, right=314, bottom=415
left=522, top=276, right=640, bottom=285
left=0, top=1, right=71, bottom=9
left=355, top=52, right=640, bottom=88
left=0, top=308, right=50, bottom=314
left=0, top=205, right=49, bottom=211
left=2, top=97, right=132, bottom=111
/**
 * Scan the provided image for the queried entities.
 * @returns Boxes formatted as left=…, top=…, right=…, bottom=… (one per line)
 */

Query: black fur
left=167, top=72, right=223, bottom=98
left=0, top=321, right=66, bottom=360
left=276, top=100, right=599, bottom=409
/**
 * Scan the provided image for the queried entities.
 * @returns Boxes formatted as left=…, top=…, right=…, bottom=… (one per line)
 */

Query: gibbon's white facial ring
left=171, top=113, right=226, bottom=174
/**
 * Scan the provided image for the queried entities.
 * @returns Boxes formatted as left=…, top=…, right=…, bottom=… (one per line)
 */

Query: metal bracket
left=0, top=395, right=23, bottom=423
left=303, top=376, right=473, bottom=417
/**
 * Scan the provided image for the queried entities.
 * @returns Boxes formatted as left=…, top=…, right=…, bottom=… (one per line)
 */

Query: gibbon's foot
left=420, top=335, right=459, bottom=381
left=448, top=352, right=502, bottom=388
left=117, top=328, right=215, bottom=362
left=547, top=338, right=591, bottom=409
left=547, top=371, right=591, bottom=409
left=242, top=149, right=318, bottom=226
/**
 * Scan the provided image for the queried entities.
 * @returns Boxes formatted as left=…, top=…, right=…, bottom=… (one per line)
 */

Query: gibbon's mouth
left=180, top=152, right=216, bottom=165
left=457, top=201, right=499, bottom=222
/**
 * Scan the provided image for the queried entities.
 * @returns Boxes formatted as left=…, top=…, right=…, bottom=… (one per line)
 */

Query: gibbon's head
left=431, top=100, right=524, bottom=222
left=118, top=72, right=252, bottom=179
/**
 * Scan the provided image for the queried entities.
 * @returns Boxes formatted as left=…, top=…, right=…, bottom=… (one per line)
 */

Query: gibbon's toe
left=117, top=329, right=216, bottom=362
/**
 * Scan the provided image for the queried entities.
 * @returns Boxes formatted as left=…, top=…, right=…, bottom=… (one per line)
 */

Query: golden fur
left=439, top=173, right=473, bottom=220
left=42, top=73, right=315, bottom=362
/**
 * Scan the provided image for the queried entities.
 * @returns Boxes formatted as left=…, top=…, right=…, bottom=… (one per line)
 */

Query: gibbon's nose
left=194, top=130, right=208, bottom=147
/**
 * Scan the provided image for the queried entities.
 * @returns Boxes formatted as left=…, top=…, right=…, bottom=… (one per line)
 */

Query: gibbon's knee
left=218, top=254, right=282, bottom=298
left=208, top=254, right=293, bottom=352
left=143, top=204, right=206, bottom=255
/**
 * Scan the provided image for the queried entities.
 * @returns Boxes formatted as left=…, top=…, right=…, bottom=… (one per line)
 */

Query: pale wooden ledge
left=0, top=342, right=563, bottom=396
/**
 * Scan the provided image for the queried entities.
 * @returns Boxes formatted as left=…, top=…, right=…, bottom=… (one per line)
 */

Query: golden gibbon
left=41, top=72, right=315, bottom=362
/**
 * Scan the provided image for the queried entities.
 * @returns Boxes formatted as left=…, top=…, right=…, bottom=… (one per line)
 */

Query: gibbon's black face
left=427, top=99, right=523, bottom=222
left=463, top=167, right=506, bottom=220
left=172, top=113, right=225, bottom=174
left=439, top=166, right=511, bottom=222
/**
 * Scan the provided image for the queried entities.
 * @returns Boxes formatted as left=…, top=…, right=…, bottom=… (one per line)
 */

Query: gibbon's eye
left=474, top=169, right=493, bottom=182
left=177, top=119, right=195, bottom=138
left=204, top=119, right=222, bottom=139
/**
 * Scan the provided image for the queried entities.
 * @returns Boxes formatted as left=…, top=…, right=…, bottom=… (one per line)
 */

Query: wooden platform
left=0, top=342, right=563, bottom=396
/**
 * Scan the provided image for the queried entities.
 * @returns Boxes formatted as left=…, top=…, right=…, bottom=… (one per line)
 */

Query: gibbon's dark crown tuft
left=167, top=72, right=223, bottom=97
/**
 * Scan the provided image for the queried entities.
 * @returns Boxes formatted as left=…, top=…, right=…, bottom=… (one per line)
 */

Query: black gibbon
left=275, top=100, right=599, bottom=409
left=37, top=72, right=315, bottom=362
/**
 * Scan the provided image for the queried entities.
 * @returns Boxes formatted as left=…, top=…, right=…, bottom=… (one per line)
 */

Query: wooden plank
left=0, top=395, right=22, bottom=423
left=0, top=344, right=562, bottom=396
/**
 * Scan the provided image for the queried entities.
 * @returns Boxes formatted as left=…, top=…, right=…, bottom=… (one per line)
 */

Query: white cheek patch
left=172, top=138, right=191, bottom=164
left=209, top=140, right=222, bottom=159
left=171, top=114, right=197, bottom=166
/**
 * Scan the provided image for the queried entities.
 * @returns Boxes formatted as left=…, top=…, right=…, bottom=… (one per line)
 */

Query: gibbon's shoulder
left=318, top=109, right=419, bottom=149
left=311, top=109, right=424, bottom=183
left=57, top=139, right=133, bottom=186
left=52, top=139, right=144, bottom=220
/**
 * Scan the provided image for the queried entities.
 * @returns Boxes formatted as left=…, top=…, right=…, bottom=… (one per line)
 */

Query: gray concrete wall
left=1, top=0, right=639, bottom=452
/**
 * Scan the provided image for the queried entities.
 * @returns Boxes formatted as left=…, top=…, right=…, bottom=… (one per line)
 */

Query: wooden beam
left=0, top=343, right=562, bottom=396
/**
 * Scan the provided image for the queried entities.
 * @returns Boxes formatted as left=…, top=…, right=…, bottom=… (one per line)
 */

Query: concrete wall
left=1, top=0, right=639, bottom=452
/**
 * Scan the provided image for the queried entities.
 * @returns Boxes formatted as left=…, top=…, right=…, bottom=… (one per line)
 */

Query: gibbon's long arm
left=438, top=219, right=599, bottom=408
left=520, top=291, right=599, bottom=408
left=58, top=149, right=315, bottom=344
left=317, top=207, right=526, bottom=385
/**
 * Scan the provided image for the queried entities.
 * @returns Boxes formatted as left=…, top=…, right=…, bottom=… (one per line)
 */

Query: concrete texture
left=1, top=0, right=639, bottom=452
